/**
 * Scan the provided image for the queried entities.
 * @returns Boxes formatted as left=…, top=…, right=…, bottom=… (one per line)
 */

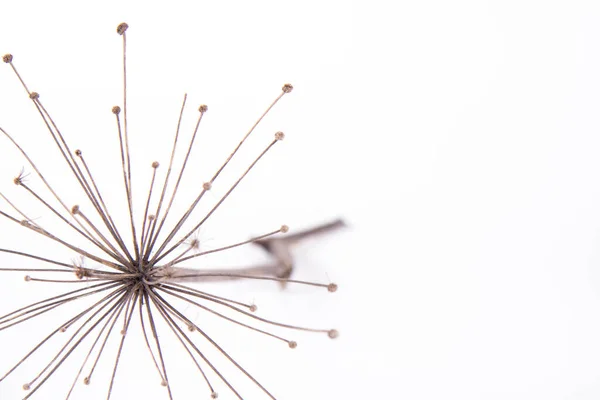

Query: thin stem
left=140, top=163, right=159, bottom=263
left=173, top=227, right=285, bottom=266
left=143, top=289, right=174, bottom=399
left=155, top=291, right=277, bottom=399
left=0, top=285, right=125, bottom=382
left=76, top=150, right=135, bottom=263
left=137, top=291, right=166, bottom=384
left=146, top=101, right=204, bottom=259
left=65, top=291, right=129, bottom=399
left=147, top=290, right=217, bottom=397
left=107, top=287, right=138, bottom=399
left=144, top=94, right=188, bottom=260
left=152, top=137, right=282, bottom=265
left=159, top=286, right=293, bottom=344
left=18, top=183, right=124, bottom=264
left=23, top=288, right=129, bottom=399
left=148, top=290, right=243, bottom=399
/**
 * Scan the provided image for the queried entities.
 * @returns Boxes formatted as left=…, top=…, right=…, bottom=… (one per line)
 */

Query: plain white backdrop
left=1, top=0, right=600, bottom=399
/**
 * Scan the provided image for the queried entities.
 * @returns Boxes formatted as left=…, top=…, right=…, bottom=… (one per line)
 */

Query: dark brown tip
left=249, top=304, right=257, bottom=312
left=328, top=283, right=338, bottom=293
left=22, top=383, right=30, bottom=391
left=202, top=182, right=212, bottom=191
left=2, top=54, right=13, bottom=63
left=71, top=205, right=80, bottom=215
left=117, top=23, right=129, bottom=35
left=29, top=92, right=39, bottom=100
left=198, top=104, right=208, bottom=113
left=74, top=149, right=82, bottom=157
left=152, top=161, right=159, bottom=168
left=211, top=392, right=219, bottom=399
left=288, top=341, right=297, bottom=349
left=282, top=83, right=293, bottom=93
left=112, top=105, right=121, bottom=114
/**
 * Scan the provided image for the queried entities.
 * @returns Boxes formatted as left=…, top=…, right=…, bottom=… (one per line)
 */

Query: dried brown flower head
left=0, top=23, right=341, bottom=399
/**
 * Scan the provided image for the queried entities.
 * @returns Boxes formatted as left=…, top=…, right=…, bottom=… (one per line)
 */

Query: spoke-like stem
left=0, top=126, right=105, bottom=251
left=140, top=162, right=159, bottom=264
left=146, top=102, right=205, bottom=259
left=147, top=290, right=217, bottom=397
left=17, top=182, right=124, bottom=264
left=147, top=85, right=292, bottom=262
left=155, top=291, right=277, bottom=399
left=144, top=94, right=188, bottom=260
left=23, top=288, right=129, bottom=399
left=76, top=150, right=135, bottom=263
left=143, top=289, right=174, bottom=399
left=137, top=291, right=166, bottom=384
left=159, top=286, right=294, bottom=345
left=66, top=291, right=129, bottom=399
left=0, top=208, right=125, bottom=271
left=0, top=285, right=125, bottom=383
left=148, top=290, right=243, bottom=399
left=152, top=135, right=283, bottom=265
left=172, top=226, right=286, bottom=266
left=107, top=287, right=138, bottom=399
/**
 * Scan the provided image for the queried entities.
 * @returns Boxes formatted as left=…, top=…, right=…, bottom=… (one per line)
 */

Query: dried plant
left=0, top=23, right=340, bottom=399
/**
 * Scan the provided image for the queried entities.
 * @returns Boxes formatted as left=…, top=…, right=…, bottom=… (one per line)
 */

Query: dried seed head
left=116, top=22, right=129, bottom=35
left=282, top=83, right=293, bottom=93
left=0, top=23, right=341, bottom=399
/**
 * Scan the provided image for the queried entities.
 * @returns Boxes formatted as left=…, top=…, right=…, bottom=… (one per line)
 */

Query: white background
left=1, top=0, right=600, bottom=399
